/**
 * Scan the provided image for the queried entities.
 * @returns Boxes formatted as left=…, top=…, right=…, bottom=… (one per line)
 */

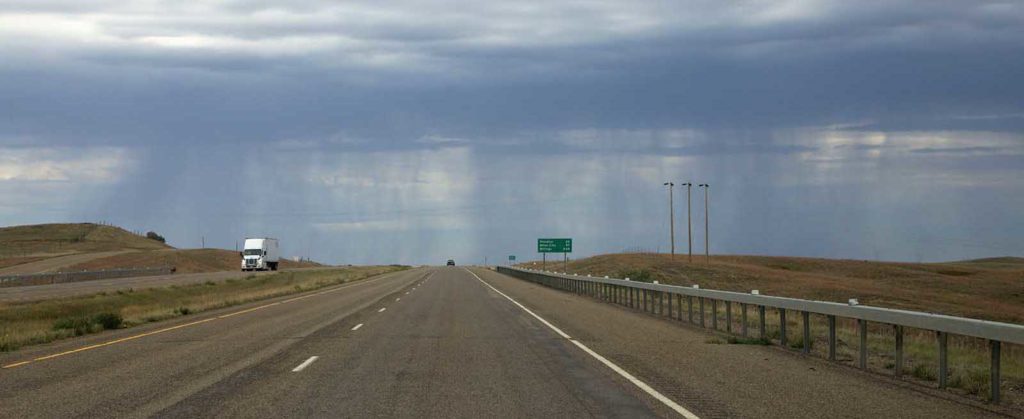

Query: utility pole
left=683, top=182, right=693, bottom=263
left=698, top=184, right=710, bottom=263
left=664, top=182, right=675, bottom=257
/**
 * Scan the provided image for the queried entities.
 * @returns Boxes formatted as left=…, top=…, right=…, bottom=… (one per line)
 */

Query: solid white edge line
left=465, top=268, right=700, bottom=419
left=352, top=323, right=363, bottom=331
left=292, top=356, right=319, bottom=372
left=378, top=307, right=386, bottom=312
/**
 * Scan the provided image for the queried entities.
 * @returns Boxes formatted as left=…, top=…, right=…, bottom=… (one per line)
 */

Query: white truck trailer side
left=241, top=238, right=280, bottom=271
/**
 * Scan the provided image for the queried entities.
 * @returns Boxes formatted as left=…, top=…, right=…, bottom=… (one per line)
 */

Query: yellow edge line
left=1, top=269, right=404, bottom=370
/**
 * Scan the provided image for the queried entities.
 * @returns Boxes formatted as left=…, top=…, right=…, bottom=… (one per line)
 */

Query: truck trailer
left=241, top=238, right=280, bottom=271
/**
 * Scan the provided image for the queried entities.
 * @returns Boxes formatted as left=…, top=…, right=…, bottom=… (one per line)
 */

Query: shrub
left=618, top=269, right=654, bottom=282
left=911, top=363, right=936, bottom=381
left=53, top=317, right=94, bottom=336
left=174, top=307, right=192, bottom=315
left=146, top=231, right=166, bottom=243
left=727, top=336, right=772, bottom=345
left=93, top=312, right=123, bottom=330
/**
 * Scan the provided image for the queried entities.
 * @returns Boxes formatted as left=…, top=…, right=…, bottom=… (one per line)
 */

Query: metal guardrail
left=497, top=266, right=1022, bottom=404
left=0, top=267, right=175, bottom=288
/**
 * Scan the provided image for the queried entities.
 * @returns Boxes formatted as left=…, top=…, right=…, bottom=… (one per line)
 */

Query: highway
left=0, top=267, right=1005, bottom=418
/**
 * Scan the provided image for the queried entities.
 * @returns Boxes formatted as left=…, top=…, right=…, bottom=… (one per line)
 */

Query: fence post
left=991, top=340, right=1001, bottom=403
left=859, top=320, right=868, bottom=370
left=688, top=296, right=694, bottom=323
left=667, top=292, right=673, bottom=318
left=779, top=309, right=788, bottom=347
left=741, top=303, right=748, bottom=337
left=938, top=331, right=948, bottom=388
left=894, top=325, right=903, bottom=378
left=759, top=306, right=766, bottom=339
left=726, top=301, right=733, bottom=333
left=827, top=316, right=837, bottom=361
left=711, top=299, right=718, bottom=330
left=677, top=295, right=683, bottom=320
left=802, top=311, right=811, bottom=354
left=699, top=297, right=705, bottom=328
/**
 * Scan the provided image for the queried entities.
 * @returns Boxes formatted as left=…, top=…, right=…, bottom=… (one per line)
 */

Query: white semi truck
left=241, top=238, right=280, bottom=271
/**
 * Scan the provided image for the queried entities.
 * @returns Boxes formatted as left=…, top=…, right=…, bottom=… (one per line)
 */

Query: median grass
left=0, top=266, right=406, bottom=352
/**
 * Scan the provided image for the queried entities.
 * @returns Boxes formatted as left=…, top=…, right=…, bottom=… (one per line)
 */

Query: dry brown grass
left=520, top=253, right=1024, bottom=324
left=0, top=266, right=403, bottom=352
left=0, top=223, right=169, bottom=258
left=65, top=248, right=323, bottom=273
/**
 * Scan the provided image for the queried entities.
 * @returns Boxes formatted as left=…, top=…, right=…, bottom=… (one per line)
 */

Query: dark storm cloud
left=1, top=1, right=1024, bottom=263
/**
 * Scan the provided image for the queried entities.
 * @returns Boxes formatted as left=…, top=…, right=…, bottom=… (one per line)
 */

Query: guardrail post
left=802, top=311, right=811, bottom=354
left=894, top=325, right=903, bottom=378
left=677, top=295, right=683, bottom=320
left=779, top=309, right=788, bottom=347
left=759, top=306, right=766, bottom=339
left=827, top=315, right=837, bottom=361
left=991, top=340, right=1001, bottom=403
left=726, top=301, right=733, bottom=333
left=938, top=331, right=948, bottom=388
left=667, top=292, right=673, bottom=317
left=688, top=296, right=694, bottom=323
left=859, top=320, right=868, bottom=370
left=711, top=300, right=718, bottom=330
left=643, top=290, right=649, bottom=312
left=741, top=303, right=748, bottom=337
left=699, top=297, right=706, bottom=327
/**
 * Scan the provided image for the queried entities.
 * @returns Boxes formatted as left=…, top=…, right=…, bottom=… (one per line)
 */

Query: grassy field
left=521, top=253, right=1024, bottom=409
left=0, top=223, right=169, bottom=258
left=0, top=223, right=323, bottom=274
left=0, top=265, right=406, bottom=352
left=521, top=253, right=1024, bottom=323
left=65, top=248, right=323, bottom=273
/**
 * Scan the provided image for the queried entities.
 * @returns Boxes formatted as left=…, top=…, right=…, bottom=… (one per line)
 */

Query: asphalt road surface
left=0, top=267, right=1007, bottom=418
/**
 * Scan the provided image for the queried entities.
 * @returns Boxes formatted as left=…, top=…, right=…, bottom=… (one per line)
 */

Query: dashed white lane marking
left=466, top=268, right=700, bottom=419
left=378, top=307, right=387, bottom=313
left=292, top=356, right=319, bottom=372
left=352, top=323, right=363, bottom=331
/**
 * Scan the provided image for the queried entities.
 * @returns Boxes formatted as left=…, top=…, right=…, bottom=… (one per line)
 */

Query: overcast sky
left=2, top=1, right=1023, bottom=264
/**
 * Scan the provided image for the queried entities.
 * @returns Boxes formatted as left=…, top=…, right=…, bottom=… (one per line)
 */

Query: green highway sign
left=508, top=255, right=516, bottom=261
left=537, top=238, right=572, bottom=253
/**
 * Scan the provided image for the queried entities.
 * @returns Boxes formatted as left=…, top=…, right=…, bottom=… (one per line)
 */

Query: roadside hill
left=0, top=223, right=169, bottom=259
left=0, top=223, right=323, bottom=274
left=519, top=253, right=1024, bottom=324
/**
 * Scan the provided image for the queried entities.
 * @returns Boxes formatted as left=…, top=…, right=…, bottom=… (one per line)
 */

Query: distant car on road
left=446, top=259, right=455, bottom=266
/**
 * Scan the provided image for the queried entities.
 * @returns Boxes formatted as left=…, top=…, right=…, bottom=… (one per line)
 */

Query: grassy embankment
left=0, top=265, right=407, bottom=352
left=0, top=223, right=169, bottom=259
left=521, top=253, right=1024, bottom=407
left=0, top=223, right=322, bottom=274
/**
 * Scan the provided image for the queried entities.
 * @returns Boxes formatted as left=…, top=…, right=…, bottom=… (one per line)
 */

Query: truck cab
left=241, top=238, right=280, bottom=271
